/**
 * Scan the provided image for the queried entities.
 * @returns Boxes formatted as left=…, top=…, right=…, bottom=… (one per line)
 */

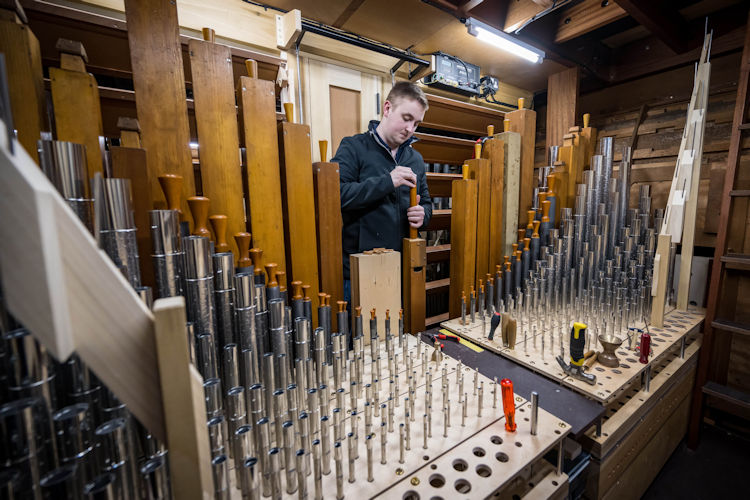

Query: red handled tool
left=501, top=378, right=516, bottom=432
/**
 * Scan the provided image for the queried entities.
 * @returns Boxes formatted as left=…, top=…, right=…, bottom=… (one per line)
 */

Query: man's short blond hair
left=385, top=81, right=429, bottom=111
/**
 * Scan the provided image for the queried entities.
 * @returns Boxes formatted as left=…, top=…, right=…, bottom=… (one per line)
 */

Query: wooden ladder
left=687, top=10, right=750, bottom=448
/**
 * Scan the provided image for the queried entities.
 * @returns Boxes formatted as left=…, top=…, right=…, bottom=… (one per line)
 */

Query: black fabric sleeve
left=335, top=138, right=394, bottom=211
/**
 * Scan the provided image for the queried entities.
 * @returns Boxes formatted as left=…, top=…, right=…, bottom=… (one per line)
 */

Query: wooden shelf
left=426, top=277, right=449, bottom=294
left=426, top=243, right=450, bottom=263
left=413, top=132, right=474, bottom=165
left=426, top=172, right=461, bottom=198
left=703, top=381, right=750, bottom=419
left=729, top=189, right=750, bottom=197
left=426, top=208, right=451, bottom=231
left=426, top=312, right=449, bottom=327
left=721, top=254, right=750, bottom=271
left=421, top=93, right=505, bottom=136
left=711, top=319, right=750, bottom=336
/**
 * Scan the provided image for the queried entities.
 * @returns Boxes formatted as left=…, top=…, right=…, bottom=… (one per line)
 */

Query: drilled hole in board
left=453, top=459, right=468, bottom=472
left=430, top=464, right=437, bottom=470
left=490, top=435, right=503, bottom=445
left=606, top=376, right=612, bottom=379
left=473, top=447, right=486, bottom=457
left=595, top=367, right=605, bottom=372
left=429, top=474, right=445, bottom=488
left=627, top=358, right=637, bottom=363
left=423, top=455, right=430, bottom=461
left=430, top=497, right=444, bottom=500
left=612, top=369, right=622, bottom=374
left=515, top=442, right=523, bottom=447
left=454, top=479, right=472, bottom=494
left=554, top=430, right=561, bottom=435
left=620, top=364, right=630, bottom=369
left=476, top=464, right=492, bottom=477
left=552, top=481, right=559, bottom=486
left=524, top=417, right=529, bottom=422
left=403, top=491, right=420, bottom=500
left=496, top=451, right=509, bottom=463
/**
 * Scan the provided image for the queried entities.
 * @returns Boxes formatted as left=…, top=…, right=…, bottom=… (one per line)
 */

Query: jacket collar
left=368, top=120, right=419, bottom=157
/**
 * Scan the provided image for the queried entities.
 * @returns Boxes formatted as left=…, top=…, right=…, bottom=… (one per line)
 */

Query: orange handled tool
left=501, top=378, right=516, bottom=432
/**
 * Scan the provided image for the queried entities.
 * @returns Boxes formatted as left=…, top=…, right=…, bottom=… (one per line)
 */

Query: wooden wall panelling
left=350, top=251, right=401, bottom=343
left=49, top=42, right=104, bottom=177
left=313, top=157, right=344, bottom=331
left=123, top=0, right=195, bottom=223
left=188, top=32, right=246, bottom=259
left=237, top=76, right=287, bottom=274
left=546, top=67, right=579, bottom=159
left=492, top=131, right=522, bottom=258
left=278, top=118, right=320, bottom=324
left=448, top=178, right=478, bottom=319
left=466, top=157, right=491, bottom=284
left=0, top=13, right=45, bottom=163
left=506, top=104, right=537, bottom=225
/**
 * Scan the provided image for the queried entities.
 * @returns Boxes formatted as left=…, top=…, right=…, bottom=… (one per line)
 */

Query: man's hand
left=407, top=194, right=425, bottom=229
left=391, top=166, right=416, bottom=189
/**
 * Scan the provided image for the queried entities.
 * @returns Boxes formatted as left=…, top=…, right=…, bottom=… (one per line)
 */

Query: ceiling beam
left=458, top=0, right=484, bottom=16
left=555, top=0, right=628, bottom=43
left=614, top=0, right=692, bottom=53
left=503, top=0, right=554, bottom=33
left=332, top=0, right=366, bottom=28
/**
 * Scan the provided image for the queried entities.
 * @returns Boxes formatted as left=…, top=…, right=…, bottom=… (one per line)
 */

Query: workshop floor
left=642, top=423, right=749, bottom=499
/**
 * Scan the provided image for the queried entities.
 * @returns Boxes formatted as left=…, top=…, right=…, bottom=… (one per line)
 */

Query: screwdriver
left=500, top=378, right=516, bottom=432
left=487, top=312, right=501, bottom=341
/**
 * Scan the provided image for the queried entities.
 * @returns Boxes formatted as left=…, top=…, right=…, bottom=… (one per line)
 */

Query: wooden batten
left=490, top=131, right=521, bottom=258
left=465, top=157, right=491, bottom=282
left=448, top=178, right=478, bottom=319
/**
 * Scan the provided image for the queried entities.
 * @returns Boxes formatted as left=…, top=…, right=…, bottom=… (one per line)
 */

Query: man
left=333, top=81, right=433, bottom=302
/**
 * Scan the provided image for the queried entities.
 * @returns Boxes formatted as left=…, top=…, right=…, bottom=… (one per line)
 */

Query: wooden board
left=188, top=37, right=246, bottom=259
left=402, top=237, right=426, bottom=335
left=466, top=157, right=491, bottom=282
left=313, top=160, right=344, bottom=330
left=483, top=136, right=505, bottom=273
left=237, top=76, right=286, bottom=274
left=49, top=65, right=104, bottom=177
left=441, top=307, right=704, bottom=404
left=554, top=0, right=627, bottom=44
left=506, top=108, right=537, bottom=226
left=123, top=0, right=195, bottom=221
left=560, top=132, right=585, bottom=208
left=448, top=178, right=478, bottom=319
left=153, top=297, right=212, bottom=500
left=350, top=250, right=401, bottom=341
left=546, top=68, right=579, bottom=155
left=111, top=145, right=155, bottom=289
left=0, top=17, right=45, bottom=164
left=651, top=233, right=672, bottom=327
left=279, top=121, right=319, bottom=323
left=494, top=131, right=521, bottom=258
left=580, top=124, right=598, bottom=170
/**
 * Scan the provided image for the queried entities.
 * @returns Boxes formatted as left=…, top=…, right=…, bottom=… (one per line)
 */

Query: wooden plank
left=426, top=277, right=449, bottom=293
left=503, top=0, right=548, bottom=33
left=402, top=237, right=426, bottom=334
left=546, top=67, right=579, bottom=154
left=49, top=55, right=104, bottom=177
left=561, top=132, right=585, bottom=208
left=237, top=76, right=287, bottom=274
left=506, top=107, right=536, bottom=226
left=493, top=131, right=521, bottom=258
left=425, top=208, right=451, bottom=231
left=279, top=120, right=320, bottom=324
left=554, top=0, right=627, bottom=43
left=123, top=0, right=195, bottom=222
left=275, top=8, right=301, bottom=50
left=111, top=145, right=155, bottom=289
left=0, top=17, right=45, bottom=163
left=422, top=93, right=505, bottom=137
left=152, top=297, right=212, bottom=500
left=350, top=251, right=400, bottom=342
left=651, top=233, right=672, bottom=327
left=188, top=36, right=246, bottom=259
left=466, top=157, right=491, bottom=283
left=448, top=178, right=477, bottom=318
left=413, top=132, right=474, bottom=165
left=426, top=243, right=451, bottom=263
left=426, top=172, right=462, bottom=198
left=484, top=136, right=505, bottom=272
left=313, top=160, right=344, bottom=330
left=426, top=312, right=449, bottom=326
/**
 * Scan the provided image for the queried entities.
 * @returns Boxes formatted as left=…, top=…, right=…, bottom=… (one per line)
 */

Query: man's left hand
left=407, top=194, right=425, bottom=229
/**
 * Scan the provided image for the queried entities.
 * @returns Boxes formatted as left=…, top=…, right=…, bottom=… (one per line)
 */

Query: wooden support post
left=465, top=151, right=491, bottom=282
left=579, top=113, right=598, bottom=169
left=0, top=10, right=45, bottom=163
left=123, top=0, right=195, bottom=222
left=111, top=121, right=155, bottom=289
left=153, top=297, right=212, bottom=500
left=651, top=233, right=672, bottom=327
left=403, top=187, right=426, bottom=334
left=350, top=250, right=401, bottom=342
left=49, top=39, right=104, bottom=177
left=313, top=141, right=343, bottom=331
left=279, top=107, right=319, bottom=325
left=237, top=75, right=287, bottom=275
left=449, top=176, right=478, bottom=319
left=557, top=131, right=584, bottom=210
left=506, top=98, right=536, bottom=225
left=188, top=28, right=246, bottom=260
left=489, top=130, right=521, bottom=259
left=546, top=67, right=579, bottom=160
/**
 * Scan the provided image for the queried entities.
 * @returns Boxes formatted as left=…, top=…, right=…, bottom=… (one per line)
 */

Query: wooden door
left=329, top=85, right=361, bottom=156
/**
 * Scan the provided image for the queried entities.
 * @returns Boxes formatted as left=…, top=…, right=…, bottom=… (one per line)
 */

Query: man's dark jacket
left=333, top=120, right=432, bottom=280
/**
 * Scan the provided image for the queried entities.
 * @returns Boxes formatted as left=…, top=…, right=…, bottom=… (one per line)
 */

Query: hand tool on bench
left=556, top=322, right=597, bottom=385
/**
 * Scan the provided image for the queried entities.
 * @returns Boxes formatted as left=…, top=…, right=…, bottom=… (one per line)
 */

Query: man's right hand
left=390, top=166, right=417, bottom=189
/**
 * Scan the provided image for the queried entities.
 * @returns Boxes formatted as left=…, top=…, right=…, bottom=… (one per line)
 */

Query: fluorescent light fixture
left=466, top=18, right=544, bottom=64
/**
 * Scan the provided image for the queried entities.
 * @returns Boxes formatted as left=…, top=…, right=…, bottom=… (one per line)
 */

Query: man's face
left=380, top=97, right=426, bottom=148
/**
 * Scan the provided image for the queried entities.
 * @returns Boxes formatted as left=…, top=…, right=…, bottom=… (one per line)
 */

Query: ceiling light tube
left=466, top=18, right=545, bottom=64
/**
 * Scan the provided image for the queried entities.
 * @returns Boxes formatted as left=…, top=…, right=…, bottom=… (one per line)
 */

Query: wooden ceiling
left=260, top=0, right=748, bottom=93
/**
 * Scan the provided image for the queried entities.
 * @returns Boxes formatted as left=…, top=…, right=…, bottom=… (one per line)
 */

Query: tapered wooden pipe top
left=264, top=263, right=278, bottom=287
left=583, top=113, right=590, bottom=128
left=188, top=196, right=211, bottom=238
left=319, top=293, right=326, bottom=306
left=370, top=308, right=376, bottom=320
left=527, top=210, right=535, bottom=231
left=488, top=276, right=493, bottom=285
left=283, top=102, right=294, bottom=123
left=538, top=191, right=548, bottom=206
left=276, top=270, right=286, bottom=292
left=496, top=264, right=501, bottom=273
left=235, top=233, right=252, bottom=267
left=518, top=97, right=525, bottom=109
left=409, top=187, right=418, bottom=238
left=462, top=164, right=469, bottom=179
left=399, top=309, right=403, bottom=319
left=515, top=250, right=522, bottom=261
left=532, top=220, right=540, bottom=238
left=512, top=243, right=518, bottom=257
left=355, top=306, right=362, bottom=317
left=478, top=278, right=483, bottom=290
left=158, top=174, right=183, bottom=212
left=547, top=173, right=556, bottom=194
left=202, top=27, right=215, bottom=42
left=503, top=118, right=510, bottom=132
left=487, top=124, right=494, bottom=136
left=292, top=281, right=303, bottom=300
left=337, top=300, right=346, bottom=313
left=250, top=248, right=263, bottom=275
left=244, top=59, right=258, bottom=78
left=385, top=309, right=390, bottom=320
left=325, top=294, right=331, bottom=306
left=480, top=284, right=484, bottom=294
left=474, top=142, right=481, bottom=159
left=461, top=291, right=466, bottom=302
left=505, top=260, right=511, bottom=271
left=471, top=289, right=475, bottom=299
left=517, top=228, right=526, bottom=243
left=319, top=140, right=328, bottom=162
left=523, top=237, right=531, bottom=251
left=209, top=215, right=229, bottom=253
left=541, top=200, right=551, bottom=222
left=302, top=284, right=310, bottom=299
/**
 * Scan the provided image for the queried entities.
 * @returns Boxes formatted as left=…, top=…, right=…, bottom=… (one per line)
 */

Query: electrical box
left=423, top=53, right=480, bottom=96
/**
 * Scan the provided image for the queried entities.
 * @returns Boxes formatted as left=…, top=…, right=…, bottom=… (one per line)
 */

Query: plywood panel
left=448, top=178, right=478, bottom=318
left=507, top=108, right=537, bottom=225
left=350, top=250, right=401, bottom=342
left=466, top=158, right=491, bottom=283
left=123, top=0, right=195, bottom=221
left=330, top=85, right=361, bottom=155
left=546, top=67, right=579, bottom=152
